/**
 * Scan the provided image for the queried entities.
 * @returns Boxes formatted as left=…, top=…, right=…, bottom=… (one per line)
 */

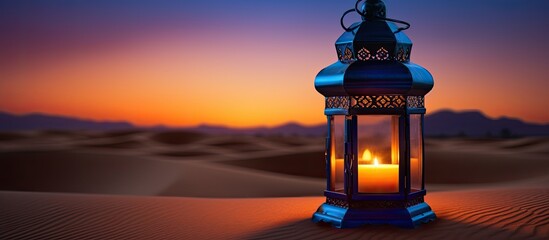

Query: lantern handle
left=340, top=0, right=411, bottom=34
left=340, top=8, right=360, bottom=32
left=382, top=17, right=411, bottom=34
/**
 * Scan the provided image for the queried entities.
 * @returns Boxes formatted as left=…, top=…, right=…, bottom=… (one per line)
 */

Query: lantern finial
left=343, top=1, right=409, bottom=33
left=363, top=0, right=386, bottom=20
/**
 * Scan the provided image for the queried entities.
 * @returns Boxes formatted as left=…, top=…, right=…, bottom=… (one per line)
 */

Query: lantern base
left=312, top=202, right=436, bottom=228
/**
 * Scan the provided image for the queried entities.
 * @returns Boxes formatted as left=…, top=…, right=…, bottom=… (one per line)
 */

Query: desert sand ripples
left=1, top=188, right=548, bottom=240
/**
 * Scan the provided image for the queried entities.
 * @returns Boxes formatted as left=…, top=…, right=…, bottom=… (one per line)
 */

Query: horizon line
left=2, top=108, right=548, bottom=129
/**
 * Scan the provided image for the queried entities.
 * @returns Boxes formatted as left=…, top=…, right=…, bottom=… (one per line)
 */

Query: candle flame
left=362, top=149, right=373, bottom=162
left=374, top=157, right=380, bottom=166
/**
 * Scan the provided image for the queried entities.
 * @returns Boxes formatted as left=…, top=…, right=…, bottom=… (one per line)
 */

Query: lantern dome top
left=335, top=20, right=412, bottom=63
left=315, top=1, right=433, bottom=97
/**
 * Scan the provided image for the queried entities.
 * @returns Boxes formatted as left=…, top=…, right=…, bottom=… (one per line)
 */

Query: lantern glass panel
left=410, top=114, right=423, bottom=192
left=357, top=116, right=400, bottom=193
left=330, top=115, right=345, bottom=192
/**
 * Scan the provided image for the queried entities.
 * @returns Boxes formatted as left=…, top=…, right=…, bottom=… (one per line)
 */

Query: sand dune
left=0, top=150, right=181, bottom=196
left=0, top=131, right=548, bottom=239
left=149, top=131, right=205, bottom=145
left=1, top=188, right=547, bottom=240
left=0, top=132, right=548, bottom=197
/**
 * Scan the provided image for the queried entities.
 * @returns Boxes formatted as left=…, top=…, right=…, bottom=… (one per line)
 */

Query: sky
left=0, top=0, right=548, bottom=127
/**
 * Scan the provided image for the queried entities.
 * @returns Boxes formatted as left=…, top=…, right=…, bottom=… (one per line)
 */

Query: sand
left=0, top=131, right=548, bottom=239
left=1, top=188, right=547, bottom=239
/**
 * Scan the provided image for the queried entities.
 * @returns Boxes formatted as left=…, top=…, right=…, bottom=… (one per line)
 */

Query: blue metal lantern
left=312, top=0, right=436, bottom=228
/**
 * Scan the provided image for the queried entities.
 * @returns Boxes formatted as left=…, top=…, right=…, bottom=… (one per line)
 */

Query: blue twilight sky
left=1, top=0, right=548, bottom=126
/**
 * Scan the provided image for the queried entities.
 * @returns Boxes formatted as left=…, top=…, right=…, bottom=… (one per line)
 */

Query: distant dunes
left=1, top=110, right=548, bottom=136
left=0, top=112, right=133, bottom=131
left=1, top=131, right=548, bottom=197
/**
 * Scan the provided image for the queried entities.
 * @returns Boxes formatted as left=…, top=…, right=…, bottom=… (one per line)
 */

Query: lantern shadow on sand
left=312, top=0, right=436, bottom=228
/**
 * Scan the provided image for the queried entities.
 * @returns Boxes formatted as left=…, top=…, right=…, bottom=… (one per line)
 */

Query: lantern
left=312, top=0, right=436, bottom=228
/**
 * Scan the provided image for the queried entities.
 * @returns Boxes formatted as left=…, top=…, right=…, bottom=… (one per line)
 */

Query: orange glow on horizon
left=1, top=31, right=548, bottom=127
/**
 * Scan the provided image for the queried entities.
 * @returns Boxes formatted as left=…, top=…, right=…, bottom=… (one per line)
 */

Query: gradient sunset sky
left=1, top=0, right=548, bottom=127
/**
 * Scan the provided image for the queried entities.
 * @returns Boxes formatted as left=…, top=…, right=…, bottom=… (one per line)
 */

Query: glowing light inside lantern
left=362, top=149, right=373, bottom=162
left=358, top=149, right=398, bottom=193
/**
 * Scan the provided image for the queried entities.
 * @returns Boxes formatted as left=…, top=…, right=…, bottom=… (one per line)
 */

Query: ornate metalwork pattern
left=405, top=47, right=411, bottom=61
left=326, top=96, right=350, bottom=109
left=337, top=44, right=356, bottom=62
left=349, top=200, right=400, bottom=209
left=327, top=95, right=413, bottom=110
left=327, top=198, right=349, bottom=208
left=352, top=46, right=412, bottom=62
left=407, top=96, right=425, bottom=108
left=396, top=48, right=405, bottom=61
left=351, top=95, right=406, bottom=109
left=405, top=196, right=425, bottom=207
left=375, top=47, right=389, bottom=60
left=396, top=46, right=411, bottom=62
left=357, top=48, right=372, bottom=61
left=343, top=47, right=354, bottom=61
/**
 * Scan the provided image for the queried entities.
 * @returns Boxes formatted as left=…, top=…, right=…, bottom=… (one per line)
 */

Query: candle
left=358, top=156, right=399, bottom=193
